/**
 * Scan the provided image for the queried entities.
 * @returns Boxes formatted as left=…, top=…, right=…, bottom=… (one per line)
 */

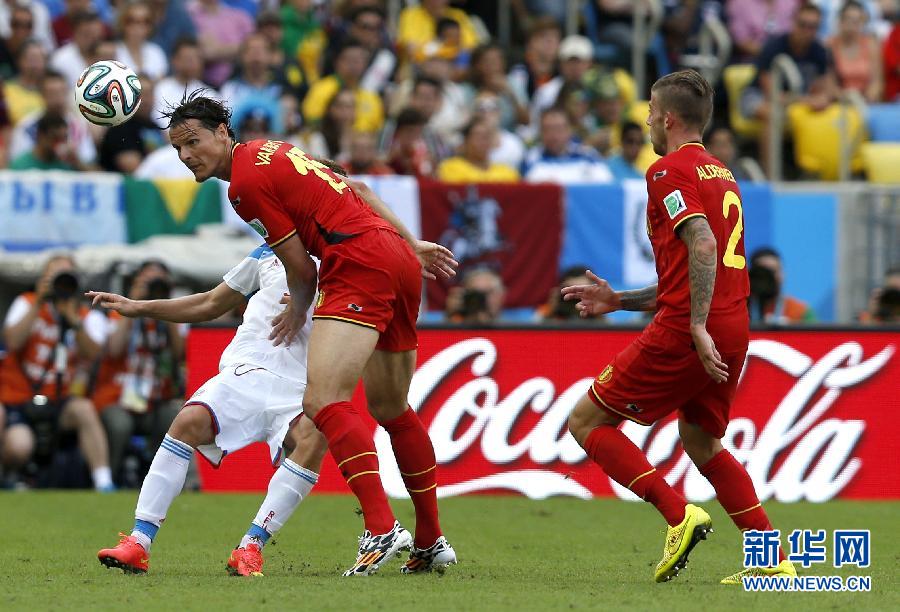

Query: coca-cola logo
left=375, top=338, right=895, bottom=502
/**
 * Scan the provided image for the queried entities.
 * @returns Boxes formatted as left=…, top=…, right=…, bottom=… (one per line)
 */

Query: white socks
left=92, top=466, right=114, bottom=491
left=132, top=435, right=193, bottom=551
left=239, top=458, right=318, bottom=548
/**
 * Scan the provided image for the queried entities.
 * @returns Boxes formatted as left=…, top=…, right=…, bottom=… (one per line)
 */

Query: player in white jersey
left=90, top=244, right=326, bottom=576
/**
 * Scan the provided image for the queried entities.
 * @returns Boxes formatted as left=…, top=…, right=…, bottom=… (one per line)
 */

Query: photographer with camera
left=0, top=254, right=114, bottom=490
left=538, top=266, right=606, bottom=323
left=748, top=247, right=816, bottom=325
left=445, top=267, right=506, bottom=324
left=91, top=261, right=185, bottom=485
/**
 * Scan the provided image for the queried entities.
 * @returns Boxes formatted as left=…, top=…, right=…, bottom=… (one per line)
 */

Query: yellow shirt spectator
left=302, top=76, right=384, bottom=133
left=398, top=4, right=480, bottom=60
left=437, top=157, right=519, bottom=183
left=3, top=81, right=44, bottom=126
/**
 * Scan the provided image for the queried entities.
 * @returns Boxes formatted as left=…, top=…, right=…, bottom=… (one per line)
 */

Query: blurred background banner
left=123, top=177, right=223, bottom=243
left=419, top=180, right=564, bottom=309
left=188, top=326, right=899, bottom=500
left=0, top=170, right=124, bottom=250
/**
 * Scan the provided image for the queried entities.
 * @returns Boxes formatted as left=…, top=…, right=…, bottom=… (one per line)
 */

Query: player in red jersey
left=162, top=94, right=459, bottom=576
left=562, top=71, right=795, bottom=584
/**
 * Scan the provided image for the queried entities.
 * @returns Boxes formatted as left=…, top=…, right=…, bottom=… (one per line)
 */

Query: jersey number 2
left=285, top=147, right=348, bottom=194
left=722, top=190, right=745, bottom=270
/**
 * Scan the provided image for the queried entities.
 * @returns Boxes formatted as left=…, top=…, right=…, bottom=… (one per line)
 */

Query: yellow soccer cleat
left=654, top=504, right=713, bottom=583
left=720, top=559, right=797, bottom=585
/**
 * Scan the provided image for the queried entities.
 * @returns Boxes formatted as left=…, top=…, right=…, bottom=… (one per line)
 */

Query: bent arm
left=134, top=283, right=245, bottom=324
left=347, top=177, right=416, bottom=247
left=678, top=216, right=718, bottom=330
left=3, top=300, right=43, bottom=352
left=617, top=284, right=658, bottom=312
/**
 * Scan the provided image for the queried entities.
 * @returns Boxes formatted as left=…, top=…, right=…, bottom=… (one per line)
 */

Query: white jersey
left=219, top=244, right=313, bottom=384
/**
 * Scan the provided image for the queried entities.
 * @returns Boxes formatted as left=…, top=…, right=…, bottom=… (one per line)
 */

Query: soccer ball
left=75, top=60, right=142, bottom=127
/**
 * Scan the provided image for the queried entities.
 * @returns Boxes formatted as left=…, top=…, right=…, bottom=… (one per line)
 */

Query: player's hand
left=86, top=291, right=141, bottom=317
left=560, top=270, right=621, bottom=317
left=691, top=325, right=729, bottom=383
left=270, top=295, right=306, bottom=346
left=414, top=240, right=458, bottom=280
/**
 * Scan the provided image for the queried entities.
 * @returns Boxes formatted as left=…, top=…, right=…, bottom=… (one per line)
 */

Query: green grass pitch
left=0, top=493, right=896, bottom=611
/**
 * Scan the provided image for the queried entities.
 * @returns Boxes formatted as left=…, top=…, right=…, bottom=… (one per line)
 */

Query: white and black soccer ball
left=75, top=60, right=142, bottom=127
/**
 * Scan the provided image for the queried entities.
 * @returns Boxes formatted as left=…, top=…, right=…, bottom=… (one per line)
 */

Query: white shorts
left=186, top=363, right=306, bottom=467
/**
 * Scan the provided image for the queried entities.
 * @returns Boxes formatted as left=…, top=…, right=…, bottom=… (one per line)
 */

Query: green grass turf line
left=0, top=493, right=896, bottom=611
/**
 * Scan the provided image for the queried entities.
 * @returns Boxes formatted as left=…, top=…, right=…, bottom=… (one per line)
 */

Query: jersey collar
left=677, top=142, right=705, bottom=151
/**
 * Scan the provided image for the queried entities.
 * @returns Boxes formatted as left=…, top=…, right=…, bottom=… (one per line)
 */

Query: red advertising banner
left=417, top=180, right=564, bottom=310
left=187, top=327, right=900, bottom=500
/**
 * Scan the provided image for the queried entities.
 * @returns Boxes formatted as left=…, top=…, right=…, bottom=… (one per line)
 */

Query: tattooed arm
left=619, top=284, right=658, bottom=312
left=560, top=271, right=656, bottom=316
left=678, top=216, right=729, bottom=382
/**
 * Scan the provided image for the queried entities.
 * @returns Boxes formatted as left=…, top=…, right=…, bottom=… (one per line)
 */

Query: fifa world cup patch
left=248, top=218, right=269, bottom=238
left=663, top=189, right=687, bottom=219
left=596, top=364, right=613, bottom=385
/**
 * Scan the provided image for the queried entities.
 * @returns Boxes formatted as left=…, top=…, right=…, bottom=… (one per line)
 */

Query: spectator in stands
left=828, top=0, right=883, bottom=102
left=3, top=39, right=46, bottom=126
left=741, top=2, right=837, bottom=175
left=220, top=33, right=286, bottom=137
left=472, top=92, right=526, bottom=170
left=704, top=124, right=753, bottom=180
left=463, top=43, right=530, bottom=130
left=188, top=0, right=255, bottom=88
left=115, top=0, right=168, bottom=81
left=581, top=68, right=625, bottom=155
left=390, top=57, right=468, bottom=150
left=0, top=254, right=113, bottom=491
left=323, top=6, right=395, bottom=94
left=606, top=121, right=645, bottom=180
left=9, top=111, right=84, bottom=170
left=99, top=76, right=164, bottom=173
left=256, top=10, right=310, bottom=105
left=387, top=107, right=434, bottom=177
left=509, top=16, right=562, bottom=104
left=149, top=0, right=197, bottom=56
left=522, top=107, right=613, bottom=184
left=437, top=117, right=520, bottom=183
left=884, top=13, right=900, bottom=100
left=748, top=247, right=816, bottom=323
left=344, top=129, right=394, bottom=175
left=590, top=0, right=647, bottom=68
left=861, top=266, right=900, bottom=323
left=9, top=70, right=97, bottom=168
left=317, top=87, right=357, bottom=160
left=279, top=0, right=323, bottom=79
left=445, top=267, right=506, bottom=324
left=302, top=39, right=384, bottom=132
left=49, top=9, right=103, bottom=86
left=816, top=0, right=891, bottom=38
left=235, top=106, right=275, bottom=141
left=530, top=35, right=594, bottom=137
left=0, top=3, right=35, bottom=80
left=727, top=0, right=800, bottom=62
left=53, top=0, right=112, bottom=46
left=408, top=75, right=454, bottom=161
left=153, top=38, right=214, bottom=128
left=397, top=0, right=480, bottom=63
left=538, top=266, right=600, bottom=322
left=92, top=260, right=183, bottom=486
left=414, top=16, right=470, bottom=78
left=0, top=0, right=55, bottom=51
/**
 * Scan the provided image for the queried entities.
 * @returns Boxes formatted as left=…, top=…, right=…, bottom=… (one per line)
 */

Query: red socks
left=699, top=449, right=785, bottom=561
left=380, top=408, right=442, bottom=548
left=584, top=425, right=686, bottom=526
left=312, top=401, right=395, bottom=535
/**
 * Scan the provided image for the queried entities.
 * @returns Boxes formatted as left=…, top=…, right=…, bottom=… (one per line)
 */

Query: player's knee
left=679, top=425, right=723, bottom=466
left=167, top=404, right=214, bottom=448
left=301, top=393, right=327, bottom=419
left=568, top=395, right=619, bottom=447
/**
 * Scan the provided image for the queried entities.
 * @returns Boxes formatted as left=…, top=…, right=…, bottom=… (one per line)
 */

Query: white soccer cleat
left=342, top=521, right=413, bottom=577
left=401, top=536, right=458, bottom=574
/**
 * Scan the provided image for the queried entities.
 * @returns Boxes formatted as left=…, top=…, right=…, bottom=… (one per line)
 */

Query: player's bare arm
left=86, top=283, right=245, bottom=323
left=270, top=234, right=318, bottom=346
left=561, top=270, right=657, bottom=317
left=347, top=177, right=458, bottom=281
left=678, top=216, right=729, bottom=383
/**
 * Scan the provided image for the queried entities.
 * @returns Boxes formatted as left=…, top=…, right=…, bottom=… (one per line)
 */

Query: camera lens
left=50, top=272, right=79, bottom=301
left=147, top=278, right=172, bottom=300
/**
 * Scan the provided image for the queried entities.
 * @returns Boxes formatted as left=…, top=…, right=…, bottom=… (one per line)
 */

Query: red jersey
left=645, top=143, right=750, bottom=348
left=228, top=140, right=396, bottom=257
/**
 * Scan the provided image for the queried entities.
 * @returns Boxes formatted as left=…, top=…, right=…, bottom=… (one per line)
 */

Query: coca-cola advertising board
left=187, top=327, right=900, bottom=501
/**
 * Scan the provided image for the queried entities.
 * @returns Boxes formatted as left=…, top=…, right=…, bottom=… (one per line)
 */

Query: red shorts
left=588, top=322, right=746, bottom=438
left=313, top=228, right=421, bottom=352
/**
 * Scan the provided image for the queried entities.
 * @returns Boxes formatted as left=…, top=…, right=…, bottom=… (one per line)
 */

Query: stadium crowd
left=1, top=2, right=899, bottom=490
